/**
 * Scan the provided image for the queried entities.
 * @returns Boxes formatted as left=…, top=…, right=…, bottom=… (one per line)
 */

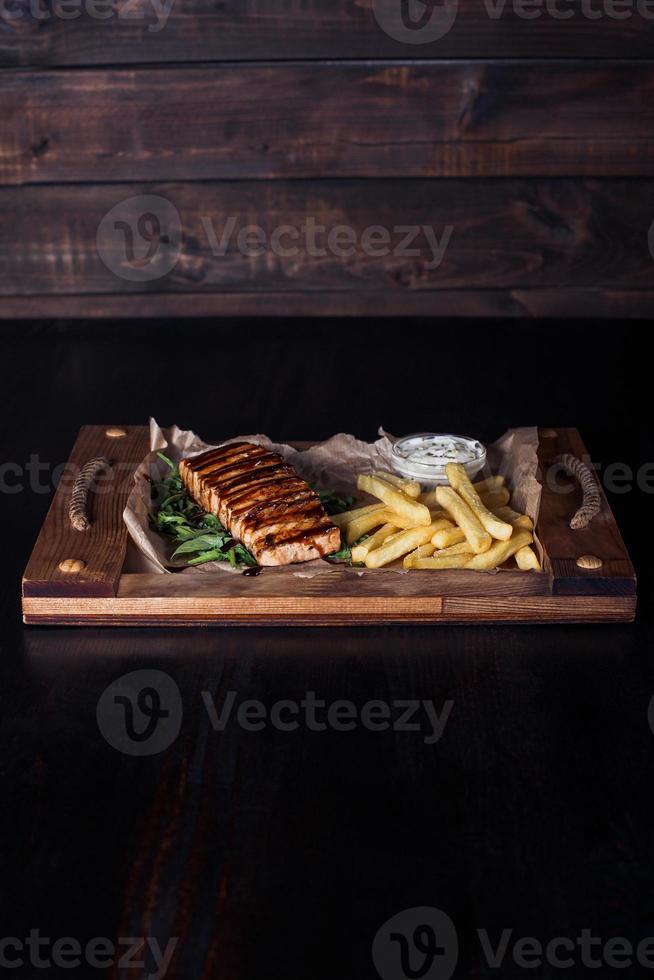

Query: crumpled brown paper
left=123, top=419, right=541, bottom=575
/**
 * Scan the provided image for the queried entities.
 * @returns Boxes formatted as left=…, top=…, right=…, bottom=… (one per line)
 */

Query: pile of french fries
left=331, top=464, right=541, bottom=571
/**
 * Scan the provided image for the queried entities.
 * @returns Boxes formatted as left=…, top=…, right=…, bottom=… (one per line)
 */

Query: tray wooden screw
left=58, top=558, right=87, bottom=573
left=576, top=555, right=603, bottom=570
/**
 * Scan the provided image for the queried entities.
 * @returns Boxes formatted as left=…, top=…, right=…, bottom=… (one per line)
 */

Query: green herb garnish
left=149, top=456, right=355, bottom=569
left=316, top=487, right=355, bottom=515
left=149, top=455, right=256, bottom=568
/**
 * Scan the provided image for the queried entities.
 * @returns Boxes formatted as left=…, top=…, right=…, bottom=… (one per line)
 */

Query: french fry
left=351, top=523, right=397, bottom=564
left=432, top=526, right=465, bottom=548
left=330, top=503, right=386, bottom=528
left=403, top=543, right=436, bottom=568
left=419, top=487, right=444, bottom=509
left=418, top=486, right=511, bottom=510
left=357, top=509, right=447, bottom=531
left=428, top=518, right=457, bottom=547
left=380, top=511, right=423, bottom=530
left=357, top=474, right=431, bottom=526
left=435, top=486, right=492, bottom=554
left=434, top=540, right=475, bottom=557
left=515, top=545, right=541, bottom=571
left=365, top=522, right=441, bottom=568
left=445, top=463, right=513, bottom=541
left=464, top=530, right=533, bottom=571
left=412, top=554, right=473, bottom=569
left=493, top=505, right=533, bottom=530
left=480, top=488, right=510, bottom=510
left=345, top=508, right=392, bottom=545
left=431, top=506, right=512, bottom=549
left=372, top=471, right=421, bottom=498
left=473, top=474, right=505, bottom=495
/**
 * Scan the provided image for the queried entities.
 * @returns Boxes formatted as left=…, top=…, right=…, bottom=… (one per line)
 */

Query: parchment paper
left=124, top=420, right=542, bottom=575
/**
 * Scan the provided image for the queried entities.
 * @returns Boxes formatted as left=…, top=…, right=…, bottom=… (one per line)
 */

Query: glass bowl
left=390, top=432, right=487, bottom=488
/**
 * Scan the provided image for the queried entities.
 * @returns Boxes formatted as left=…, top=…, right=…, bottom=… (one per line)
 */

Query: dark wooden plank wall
left=2, top=0, right=654, bottom=64
left=1, top=2, right=653, bottom=317
left=5, top=64, right=654, bottom=183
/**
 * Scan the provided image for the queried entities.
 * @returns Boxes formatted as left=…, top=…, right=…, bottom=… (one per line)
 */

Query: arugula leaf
left=157, top=452, right=177, bottom=472
left=150, top=462, right=351, bottom=569
left=171, top=534, right=227, bottom=558
left=316, top=486, right=355, bottom=515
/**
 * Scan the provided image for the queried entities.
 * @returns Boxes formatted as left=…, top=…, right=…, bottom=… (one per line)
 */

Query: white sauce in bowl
left=391, top=433, right=486, bottom=487
left=403, top=436, right=481, bottom=466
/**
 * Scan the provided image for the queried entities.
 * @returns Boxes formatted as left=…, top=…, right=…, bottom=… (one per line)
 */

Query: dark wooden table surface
left=1, top=319, right=652, bottom=979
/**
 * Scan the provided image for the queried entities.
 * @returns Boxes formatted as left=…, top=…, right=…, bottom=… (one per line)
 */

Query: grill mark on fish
left=184, top=442, right=253, bottom=470
left=215, top=464, right=293, bottom=498
left=229, top=479, right=309, bottom=515
left=200, top=452, right=284, bottom=487
left=179, top=441, right=340, bottom=566
left=232, top=490, right=317, bottom=529
left=241, top=502, right=327, bottom=544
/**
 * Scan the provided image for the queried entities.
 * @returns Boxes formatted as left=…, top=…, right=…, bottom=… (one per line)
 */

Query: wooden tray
left=22, top=427, right=636, bottom=626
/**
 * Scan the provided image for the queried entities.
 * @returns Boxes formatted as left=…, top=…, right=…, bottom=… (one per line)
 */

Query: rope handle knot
left=553, top=453, right=601, bottom=530
left=69, top=456, right=111, bottom=531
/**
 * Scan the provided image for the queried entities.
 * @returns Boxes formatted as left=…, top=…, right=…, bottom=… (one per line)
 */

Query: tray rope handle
left=553, top=453, right=601, bottom=530
left=69, top=456, right=111, bottom=531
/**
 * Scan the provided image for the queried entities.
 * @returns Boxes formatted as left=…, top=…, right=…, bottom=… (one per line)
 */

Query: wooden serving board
left=22, top=427, right=636, bottom=626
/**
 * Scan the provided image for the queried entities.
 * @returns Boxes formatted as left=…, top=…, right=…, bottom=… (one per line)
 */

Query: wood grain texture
left=2, top=0, right=654, bottom=66
left=4, top=289, right=654, bottom=319
left=118, top=567, right=549, bottom=598
left=22, top=425, right=150, bottom=597
left=537, top=427, right=636, bottom=596
left=4, top=63, right=654, bottom=184
left=3, top=323, right=651, bottom=980
left=21, top=426, right=637, bottom=624
left=441, top=595, right=636, bottom=622
left=6, top=617, right=652, bottom=980
left=21, top=593, right=636, bottom=624
left=2, top=179, right=653, bottom=301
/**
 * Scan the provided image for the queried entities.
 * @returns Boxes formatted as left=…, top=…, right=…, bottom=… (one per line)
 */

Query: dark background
left=0, top=318, right=652, bottom=979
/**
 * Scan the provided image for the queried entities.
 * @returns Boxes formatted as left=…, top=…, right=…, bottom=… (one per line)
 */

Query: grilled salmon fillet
left=179, top=441, right=341, bottom=566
